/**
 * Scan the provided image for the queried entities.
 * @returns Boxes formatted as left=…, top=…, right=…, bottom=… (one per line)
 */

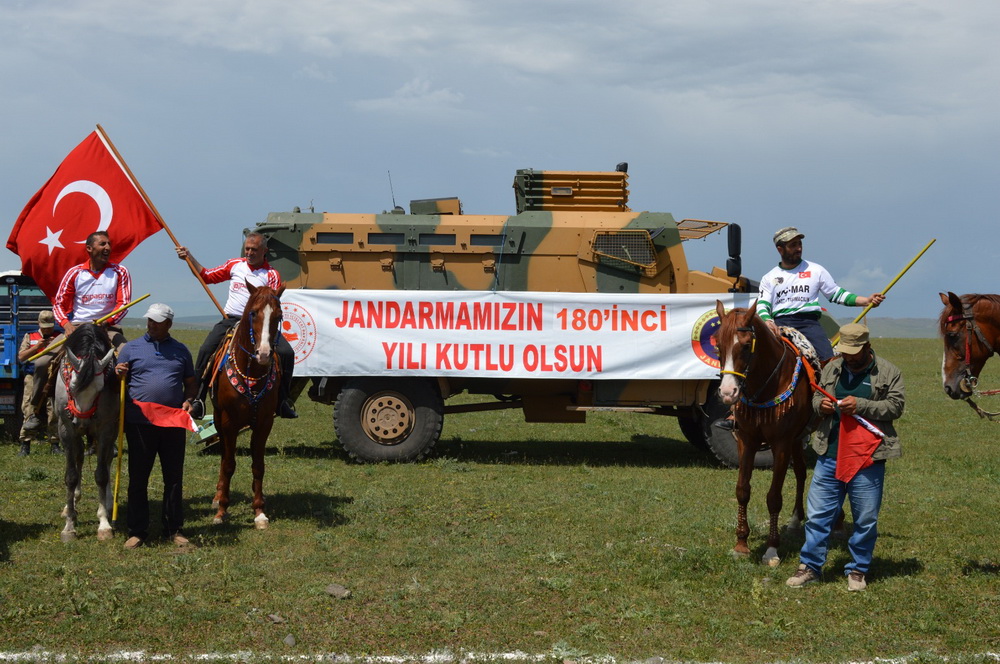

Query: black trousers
left=125, top=422, right=187, bottom=539
left=195, top=316, right=295, bottom=402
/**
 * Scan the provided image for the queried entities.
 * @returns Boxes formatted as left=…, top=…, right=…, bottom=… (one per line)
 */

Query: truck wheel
left=334, top=378, right=444, bottom=462
left=692, top=381, right=774, bottom=469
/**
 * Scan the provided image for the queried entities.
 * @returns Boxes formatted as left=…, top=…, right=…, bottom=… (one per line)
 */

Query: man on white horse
left=175, top=232, right=297, bottom=419
left=53, top=230, right=132, bottom=348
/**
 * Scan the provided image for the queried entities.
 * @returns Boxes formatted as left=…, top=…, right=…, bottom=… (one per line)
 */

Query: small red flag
left=835, top=415, right=883, bottom=483
left=133, top=400, right=198, bottom=432
left=6, top=130, right=162, bottom=299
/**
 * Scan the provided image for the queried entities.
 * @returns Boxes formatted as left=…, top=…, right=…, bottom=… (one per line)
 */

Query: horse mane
left=64, top=324, right=112, bottom=388
left=938, top=293, right=1000, bottom=334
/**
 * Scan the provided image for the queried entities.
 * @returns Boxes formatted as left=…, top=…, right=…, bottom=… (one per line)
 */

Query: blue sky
left=2, top=0, right=997, bottom=320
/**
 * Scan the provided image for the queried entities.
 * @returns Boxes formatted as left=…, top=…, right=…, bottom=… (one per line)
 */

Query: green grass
left=1, top=334, right=999, bottom=662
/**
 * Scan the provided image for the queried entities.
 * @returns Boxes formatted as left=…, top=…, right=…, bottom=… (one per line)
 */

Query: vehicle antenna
left=388, top=171, right=398, bottom=209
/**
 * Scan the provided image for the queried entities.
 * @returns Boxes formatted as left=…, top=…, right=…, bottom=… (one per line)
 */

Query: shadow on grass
left=0, top=519, right=50, bottom=563
left=431, top=433, right=719, bottom=468
left=962, top=559, right=1000, bottom=575
left=196, top=441, right=348, bottom=461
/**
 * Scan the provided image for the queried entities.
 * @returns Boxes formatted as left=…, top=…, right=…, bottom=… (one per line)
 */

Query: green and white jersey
left=757, top=260, right=858, bottom=322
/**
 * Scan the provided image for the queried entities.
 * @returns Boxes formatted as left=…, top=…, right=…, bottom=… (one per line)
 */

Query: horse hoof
left=213, top=516, right=226, bottom=525
left=60, top=531, right=77, bottom=543
left=97, top=528, right=114, bottom=541
left=730, top=549, right=750, bottom=559
left=254, top=514, right=269, bottom=530
left=762, top=546, right=781, bottom=566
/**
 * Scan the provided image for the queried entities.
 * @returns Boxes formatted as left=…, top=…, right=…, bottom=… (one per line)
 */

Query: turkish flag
left=133, top=400, right=198, bottom=432
left=6, top=130, right=163, bottom=299
left=835, top=415, right=883, bottom=483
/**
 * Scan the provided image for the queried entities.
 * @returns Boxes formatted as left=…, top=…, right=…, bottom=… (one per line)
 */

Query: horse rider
left=53, top=230, right=132, bottom=348
left=17, top=310, right=61, bottom=453
left=175, top=231, right=298, bottom=419
left=786, top=322, right=904, bottom=591
left=715, top=226, right=885, bottom=432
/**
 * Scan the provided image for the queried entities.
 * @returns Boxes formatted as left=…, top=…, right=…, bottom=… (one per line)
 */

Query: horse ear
left=946, top=292, right=963, bottom=311
left=749, top=299, right=759, bottom=316
left=715, top=300, right=726, bottom=319
left=97, top=347, right=115, bottom=372
left=246, top=279, right=258, bottom=296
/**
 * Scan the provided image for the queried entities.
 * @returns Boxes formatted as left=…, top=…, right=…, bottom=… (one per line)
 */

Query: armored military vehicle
left=0, top=272, right=55, bottom=439
left=255, top=166, right=764, bottom=467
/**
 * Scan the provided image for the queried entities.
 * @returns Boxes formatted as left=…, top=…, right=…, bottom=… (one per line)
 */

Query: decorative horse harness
left=719, top=323, right=818, bottom=423
left=217, top=310, right=280, bottom=409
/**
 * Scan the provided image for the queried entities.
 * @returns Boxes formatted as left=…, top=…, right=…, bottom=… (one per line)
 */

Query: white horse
left=55, top=324, right=119, bottom=543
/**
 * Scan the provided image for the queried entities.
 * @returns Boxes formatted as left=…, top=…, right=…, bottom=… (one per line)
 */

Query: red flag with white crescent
left=6, top=130, right=163, bottom=299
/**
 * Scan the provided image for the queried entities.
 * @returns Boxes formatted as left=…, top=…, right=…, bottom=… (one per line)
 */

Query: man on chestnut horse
left=717, top=226, right=886, bottom=432
left=175, top=232, right=297, bottom=419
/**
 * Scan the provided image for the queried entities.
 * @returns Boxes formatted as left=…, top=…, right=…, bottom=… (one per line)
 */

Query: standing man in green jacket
left=786, top=323, right=905, bottom=591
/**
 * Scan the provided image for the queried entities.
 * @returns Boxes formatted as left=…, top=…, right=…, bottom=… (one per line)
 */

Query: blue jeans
left=800, top=454, right=885, bottom=576
left=775, top=315, right=833, bottom=361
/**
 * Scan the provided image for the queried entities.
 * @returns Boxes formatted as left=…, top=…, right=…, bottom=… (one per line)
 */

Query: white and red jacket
left=201, top=258, right=283, bottom=317
left=53, top=262, right=132, bottom=327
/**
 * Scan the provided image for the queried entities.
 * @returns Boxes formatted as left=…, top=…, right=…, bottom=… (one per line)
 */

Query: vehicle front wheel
left=333, top=378, right=444, bottom=462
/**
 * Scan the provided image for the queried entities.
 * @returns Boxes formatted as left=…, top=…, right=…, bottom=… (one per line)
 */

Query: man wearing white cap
left=115, top=303, right=198, bottom=550
left=786, top=322, right=904, bottom=591
left=759, top=226, right=885, bottom=361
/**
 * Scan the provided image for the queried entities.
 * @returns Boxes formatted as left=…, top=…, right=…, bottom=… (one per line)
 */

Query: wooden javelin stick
left=831, top=238, right=937, bottom=346
left=26, top=293, right=151, bottom=362
left=95, top=124, right=225, bottom=317
left=112, top=375, right=127, bottom=524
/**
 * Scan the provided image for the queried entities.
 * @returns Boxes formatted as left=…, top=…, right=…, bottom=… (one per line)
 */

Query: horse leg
left=61, top=434, right=83, bottom=542
left=249, top=416, right=275, bottom=530
left=762, top=445, right=792, bottom=567
left=733, top=434, right=755, bottom=558
left=212, top=429, right=238, bottom=524
left=93, top=428, right=115, bottom=541
left=787, top=435, right=808, bottom=530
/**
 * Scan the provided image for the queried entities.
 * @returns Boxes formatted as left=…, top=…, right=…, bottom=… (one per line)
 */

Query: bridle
left=719, top=320, right=793, bottom=407
left=945, top=301, right=997, bottom=394
left=946, top=300, right=1000, bottom=421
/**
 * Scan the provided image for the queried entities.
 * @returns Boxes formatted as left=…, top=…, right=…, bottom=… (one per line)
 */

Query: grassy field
left=1, top=333, right=998, bottom=662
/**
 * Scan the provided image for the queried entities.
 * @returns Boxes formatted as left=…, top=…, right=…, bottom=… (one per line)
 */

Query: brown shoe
left=171, top=533, right=196, bottom=548
left=847, top=571, right=867, bottom=591
left=786, top=564, right=819, bottom=587
left=123, top=536, right=144, bottom=550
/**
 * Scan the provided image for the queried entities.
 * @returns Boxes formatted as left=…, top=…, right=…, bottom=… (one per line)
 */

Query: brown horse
left=210, top=283, right=283, bottom=528
left=714, top=300, right=813, bottom=565
left=938, top=292, right=1000, bottom=416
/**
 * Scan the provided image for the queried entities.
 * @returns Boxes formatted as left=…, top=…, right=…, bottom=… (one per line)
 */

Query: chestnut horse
left=938, top=292, right=1000, bottom=418
left=714, top=300, right=814, bottom=565
left=210, top=283, right=283, bottom=528
left=54, top=324, right=119, bottom=542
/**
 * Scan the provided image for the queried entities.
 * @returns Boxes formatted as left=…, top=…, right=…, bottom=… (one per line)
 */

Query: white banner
left=280, top=290, right=754, bottom=380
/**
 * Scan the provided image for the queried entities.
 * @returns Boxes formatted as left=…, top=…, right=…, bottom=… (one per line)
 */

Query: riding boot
left=276, top=360, right=298, bottom=419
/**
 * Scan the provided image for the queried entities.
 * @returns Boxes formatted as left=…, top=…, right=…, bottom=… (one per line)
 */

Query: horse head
left=714, top=299, right=766, bottom=405
left=60, top=324, right=115, bottom=416
left=939, top=292, right=999, bottom=400
left=244, top=280, right=282, bottom=367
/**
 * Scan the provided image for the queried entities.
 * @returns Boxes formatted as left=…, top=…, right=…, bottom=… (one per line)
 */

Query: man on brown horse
left=785, top=323, right=904, bottom=591
left=717, top=226, right=885, bottom=432
left=175, top=232, right=297, bottom=419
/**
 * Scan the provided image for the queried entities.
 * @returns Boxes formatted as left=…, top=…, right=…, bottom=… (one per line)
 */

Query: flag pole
left=831, top=238, right=936, bottom=346
left=27, top=293, right=151, bottom=362
left=95, top=124, right=225, bottom=317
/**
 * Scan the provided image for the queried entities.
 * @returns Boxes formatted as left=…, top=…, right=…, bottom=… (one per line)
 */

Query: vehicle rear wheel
left=690, top=380, right=774, bottom=469
left=334, top=378, right=444, bottom=462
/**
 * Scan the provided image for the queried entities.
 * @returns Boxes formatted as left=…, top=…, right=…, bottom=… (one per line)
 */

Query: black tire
left=694, top=381, right=774, bottom=469
left=333, top=378, right=444, bottom=462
